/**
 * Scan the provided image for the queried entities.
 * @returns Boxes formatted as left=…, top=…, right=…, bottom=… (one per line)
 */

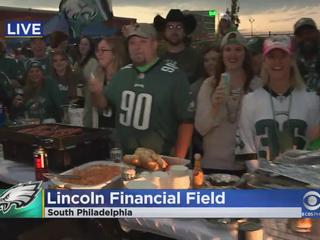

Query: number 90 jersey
left=235, top=87, right=320, bottom=161
left=104, top=59, right=195, bottom=155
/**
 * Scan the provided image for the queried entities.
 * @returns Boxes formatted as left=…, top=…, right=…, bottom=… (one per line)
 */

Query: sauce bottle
left=193, top=153, right=204, bottom=188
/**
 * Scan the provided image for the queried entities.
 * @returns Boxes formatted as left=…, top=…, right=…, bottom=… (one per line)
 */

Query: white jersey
left=236, top=86, right=320, bottom=161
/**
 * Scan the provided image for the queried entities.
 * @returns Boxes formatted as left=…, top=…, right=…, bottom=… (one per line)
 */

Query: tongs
left=43, top=173, right=81, bottom=179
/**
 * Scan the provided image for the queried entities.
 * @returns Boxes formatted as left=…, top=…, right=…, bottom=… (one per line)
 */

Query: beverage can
left=221, top=72, right=230, bottom=95
left=110, top=147, right=123, bottom=163
left=34, top=146, right=48, bottom=181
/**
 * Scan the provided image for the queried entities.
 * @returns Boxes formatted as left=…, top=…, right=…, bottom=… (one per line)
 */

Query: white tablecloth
left=0, top=157, right=50, bottom=188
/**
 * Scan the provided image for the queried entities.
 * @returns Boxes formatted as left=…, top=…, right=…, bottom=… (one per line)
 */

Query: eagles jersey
left=104, top=59, right=194, bottom=155
left=236, top=86, right=320, bottom=161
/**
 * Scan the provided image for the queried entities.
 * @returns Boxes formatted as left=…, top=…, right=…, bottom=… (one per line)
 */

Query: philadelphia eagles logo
left=0, top=182, right=42, bottom=214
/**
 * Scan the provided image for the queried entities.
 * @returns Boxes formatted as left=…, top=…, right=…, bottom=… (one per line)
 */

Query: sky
left=0, top=0, right=319, bottom=34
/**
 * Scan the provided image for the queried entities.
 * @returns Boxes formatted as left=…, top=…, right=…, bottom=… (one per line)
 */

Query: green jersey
left=24, top=77, right=62, bottom=122
left=104, top=59, right=194, bottom=155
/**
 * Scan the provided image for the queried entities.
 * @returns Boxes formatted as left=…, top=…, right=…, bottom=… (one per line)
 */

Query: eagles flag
left=59, top=0, right=113, bottom=38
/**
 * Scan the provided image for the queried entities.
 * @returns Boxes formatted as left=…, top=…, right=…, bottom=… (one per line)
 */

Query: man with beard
left=88, top=23, right=194, bottom=157
left=153, top=9, right=201, bottom=84
left=294, top=18, right=320, bottom=91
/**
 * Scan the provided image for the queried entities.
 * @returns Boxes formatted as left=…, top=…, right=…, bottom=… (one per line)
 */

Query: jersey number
left=119, top=91, right=152, bottom=130
left=255, top=119, right=307, bottom=160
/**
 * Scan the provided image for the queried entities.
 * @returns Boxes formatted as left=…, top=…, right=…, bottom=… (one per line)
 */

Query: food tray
left=0, top=124, right=111, bottom=170
left=245, top=172, right=309, bottom=189
left=0, top=123, right=110, bottom=149
left=160, top=155, right=190, bottom=166
left=49, top=161, right=124, bottom=189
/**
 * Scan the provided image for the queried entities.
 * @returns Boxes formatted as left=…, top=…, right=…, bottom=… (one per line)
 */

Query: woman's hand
left=88, top=73, right=103, bottom=95
left=211, top=80, right=226, bottom=109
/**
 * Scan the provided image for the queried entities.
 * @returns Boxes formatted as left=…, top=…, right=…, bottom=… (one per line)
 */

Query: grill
left=0, top=124, right=111, bottom=171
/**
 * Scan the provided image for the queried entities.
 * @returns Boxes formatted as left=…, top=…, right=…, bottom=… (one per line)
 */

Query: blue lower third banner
left=1, top=182, right=319, bottom=218
left=44, top=189, right=320, bottom=218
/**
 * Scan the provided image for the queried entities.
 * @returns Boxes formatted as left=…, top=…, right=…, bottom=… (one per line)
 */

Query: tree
left=226, top=0, right=240, bottom=27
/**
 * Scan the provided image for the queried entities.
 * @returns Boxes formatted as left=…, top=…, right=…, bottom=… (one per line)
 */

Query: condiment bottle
left=193, top=153, right=204, bottom=188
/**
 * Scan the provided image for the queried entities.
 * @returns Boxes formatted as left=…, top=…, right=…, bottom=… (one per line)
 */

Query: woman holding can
left=195, top=31, right=255, bottom=176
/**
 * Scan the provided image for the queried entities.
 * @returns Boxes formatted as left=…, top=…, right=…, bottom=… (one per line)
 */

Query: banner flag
left=59, top=0, right=113, bottom=38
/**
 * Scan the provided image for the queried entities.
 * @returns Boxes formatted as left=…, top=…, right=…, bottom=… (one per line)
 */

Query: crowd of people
left=1, top=9, right=320, bottom=174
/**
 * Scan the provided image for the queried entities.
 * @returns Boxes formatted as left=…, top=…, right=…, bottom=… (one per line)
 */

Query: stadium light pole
left=249, top=17, right=255, bottom=36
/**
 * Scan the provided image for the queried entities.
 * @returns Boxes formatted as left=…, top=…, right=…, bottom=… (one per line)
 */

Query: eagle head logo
left=0, top=182, right=42, bottom=214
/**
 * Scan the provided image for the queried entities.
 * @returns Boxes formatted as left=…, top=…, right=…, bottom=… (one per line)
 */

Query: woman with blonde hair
left=236, top=35, right=320, bottom=172
left=83, top=36, right=127, bottom=128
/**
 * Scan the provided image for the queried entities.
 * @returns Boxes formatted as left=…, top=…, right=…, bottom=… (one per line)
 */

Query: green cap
left=122, top=23, right=158, bottom=39
left=294, top=18, right=317, bottom=35
left=246, top=37, right=264, bottom=54
left=220, top=31, right=247, bottom=49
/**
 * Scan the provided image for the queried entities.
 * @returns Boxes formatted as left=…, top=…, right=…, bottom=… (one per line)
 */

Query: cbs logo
left=303, top=191, right=320, bottom=211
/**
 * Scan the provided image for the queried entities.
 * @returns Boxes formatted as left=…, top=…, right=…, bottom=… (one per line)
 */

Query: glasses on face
left=95, top=48, right=112, bottom=54
left=166, top=24, right=183, bottom=30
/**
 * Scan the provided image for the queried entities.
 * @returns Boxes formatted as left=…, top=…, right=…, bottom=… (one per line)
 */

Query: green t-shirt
left=161, top=47, right=202, bottom=84
left=104, top=59, right=194, bottom=155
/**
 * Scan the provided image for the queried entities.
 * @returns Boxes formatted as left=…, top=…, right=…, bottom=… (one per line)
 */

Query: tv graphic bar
left=5, top=21, right=43, bottom=38
left=43, top=189, right=320, bottom=218
left=1, top=187, right=319, bottom=218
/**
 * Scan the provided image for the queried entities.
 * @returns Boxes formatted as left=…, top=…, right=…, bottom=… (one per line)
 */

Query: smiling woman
left=195, top=31, right=255, bottom=176
left=236, top=35, right=320, bottom=172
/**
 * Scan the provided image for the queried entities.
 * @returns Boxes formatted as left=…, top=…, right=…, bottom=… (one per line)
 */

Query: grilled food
left=123, top=148, right=168, bottom=171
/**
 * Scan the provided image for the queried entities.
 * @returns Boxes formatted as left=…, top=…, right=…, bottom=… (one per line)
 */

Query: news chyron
left=5, top=21, right=43, bottom=38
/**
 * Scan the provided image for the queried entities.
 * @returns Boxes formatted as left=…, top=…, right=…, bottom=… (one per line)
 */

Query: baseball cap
left=263, top=35, right=292, bottom=56
left=294, top=18, right=317, bottom=35
left=220, top=31, right=247, bottom=49
left=26, top=59, right=44, bottom=73
left=122, top=23, right=158, bottom=39
left=246, top=37, right=264, bottom=54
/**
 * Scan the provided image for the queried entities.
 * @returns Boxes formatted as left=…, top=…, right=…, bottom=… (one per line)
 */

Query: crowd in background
left=0, top=9, right=320, bottom=175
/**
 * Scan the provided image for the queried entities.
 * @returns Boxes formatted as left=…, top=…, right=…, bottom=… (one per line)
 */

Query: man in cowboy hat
left=153, top=9, right=202, bottom=84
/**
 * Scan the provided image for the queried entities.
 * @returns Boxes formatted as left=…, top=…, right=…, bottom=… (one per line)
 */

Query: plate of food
left=123, top=147, right=190, bottom=171
left=207, top=174, right=240, bottom=187
left=49, top=161, right=123, bottom=189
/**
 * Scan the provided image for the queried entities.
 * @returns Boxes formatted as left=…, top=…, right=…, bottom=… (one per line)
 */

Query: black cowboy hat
left=153, top=9, right=197, bottom=35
